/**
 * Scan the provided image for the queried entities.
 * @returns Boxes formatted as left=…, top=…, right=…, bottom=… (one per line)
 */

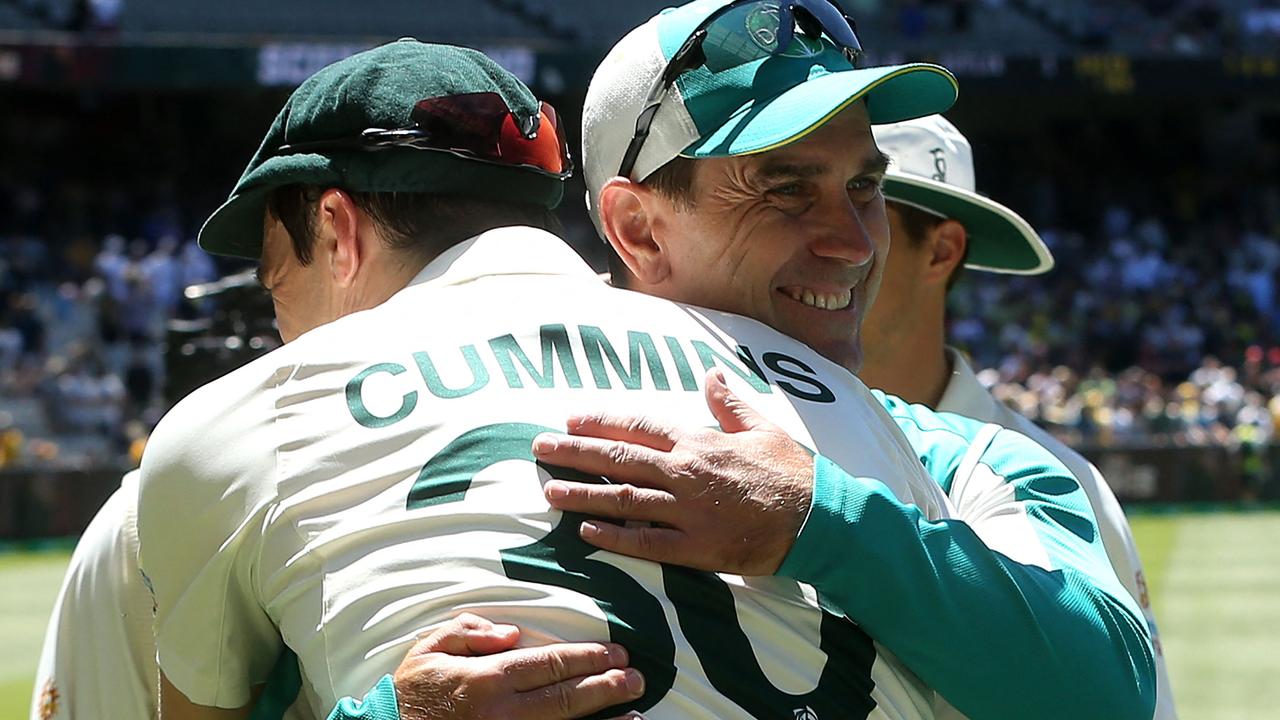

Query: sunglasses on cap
left=618, top=0, right=863, bottom=179
left=275, top=92, right=573, bottom=180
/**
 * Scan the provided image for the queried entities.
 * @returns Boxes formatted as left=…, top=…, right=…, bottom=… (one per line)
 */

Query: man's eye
left=848, top=177, right=883, bottom=201
left=769, top=183, right=804, bottom=197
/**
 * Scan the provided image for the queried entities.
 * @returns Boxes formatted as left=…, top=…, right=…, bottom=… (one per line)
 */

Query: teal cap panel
left=650, top=1, right=957, bottom=161
left=685, top=62, right=958, bottom=158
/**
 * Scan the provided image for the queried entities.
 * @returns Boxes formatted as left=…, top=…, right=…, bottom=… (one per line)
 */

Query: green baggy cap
left=199, top=39, right=565, bottom=259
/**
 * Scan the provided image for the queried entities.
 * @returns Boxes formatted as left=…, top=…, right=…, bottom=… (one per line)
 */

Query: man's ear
left=315, top=188, right=363, bottom=287
left=924, top=219, right=967, bottom=285
left=598, top=178, right=670, bottom=285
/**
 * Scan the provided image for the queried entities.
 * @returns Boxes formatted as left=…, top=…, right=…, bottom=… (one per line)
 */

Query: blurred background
left=1, top=0, right=1278, bottom=717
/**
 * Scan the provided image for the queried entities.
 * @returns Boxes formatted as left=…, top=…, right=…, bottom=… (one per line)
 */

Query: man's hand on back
left=533, top=370, right=814, bottom=575
left=393, top=613, right=645, bottom=720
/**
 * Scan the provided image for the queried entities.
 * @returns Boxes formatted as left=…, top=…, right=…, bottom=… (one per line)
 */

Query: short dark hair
left=607, top=157, right=699, bottom=286
left=887, top=200, right=968, bottom=290
left=644, top=156, right=698, bottom=208
left=266, top=185, right=562, bottom=267
left=889, top=201, right=944, bottom=249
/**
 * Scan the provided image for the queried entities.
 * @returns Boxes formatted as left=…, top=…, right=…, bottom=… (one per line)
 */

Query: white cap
left=874, top=114, right=1054, bottom=275
left=581, top=0, right=959, bottom=241
left=582, top=14, right=698, bottom=235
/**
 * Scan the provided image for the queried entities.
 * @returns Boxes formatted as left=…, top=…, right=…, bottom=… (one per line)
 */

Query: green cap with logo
left=199, top=39, right=565, bottom=259
left=583, top=0, right=960, bottom=232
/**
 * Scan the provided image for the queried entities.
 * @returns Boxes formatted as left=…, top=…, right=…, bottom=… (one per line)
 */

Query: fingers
left=563, top=413, right=681, bottom=452
left=410, top=612, right=520, bottom=657
left=544, top=480, right=677, bottom=523
left=704, top=368, right=769, bottom=434
left=533, top=434, right=675, bottom=489
left=576, top=521, right=690, bottom=567
left=496, top=642, right=631, bottom=692
left=514, top=667, right=645, bottom=719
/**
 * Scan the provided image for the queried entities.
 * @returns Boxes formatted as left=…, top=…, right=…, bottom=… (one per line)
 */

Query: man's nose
left=809, top=197, right=876, bottom=266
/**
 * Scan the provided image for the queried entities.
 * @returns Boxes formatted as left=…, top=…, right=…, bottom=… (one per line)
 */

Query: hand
left=393, top=613, right=645, bottom=720
left=533, top=369, right=814, bottom=575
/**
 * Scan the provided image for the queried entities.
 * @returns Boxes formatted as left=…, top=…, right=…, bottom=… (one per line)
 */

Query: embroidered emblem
left=38, top=679, right=60, bottom=720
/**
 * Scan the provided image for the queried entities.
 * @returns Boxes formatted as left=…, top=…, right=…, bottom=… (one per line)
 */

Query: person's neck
left=859, top=313, right=952, bottom=408
left=341, top=254, right=430, bottom=317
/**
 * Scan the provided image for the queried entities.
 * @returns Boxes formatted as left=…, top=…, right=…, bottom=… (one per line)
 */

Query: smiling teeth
left=784, top=287, right=852, bottom=311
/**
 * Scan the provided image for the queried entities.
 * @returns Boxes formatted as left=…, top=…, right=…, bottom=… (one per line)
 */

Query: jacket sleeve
left=325, top=676, right=400, bottom=720
left=777, top=420, right=1157, bottom=720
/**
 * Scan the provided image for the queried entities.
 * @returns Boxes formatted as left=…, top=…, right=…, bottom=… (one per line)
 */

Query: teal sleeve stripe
left=779, top=455, right=1157, bottom=720
left=249, top=649, right=302, bottom=720
left=328, top=675, right=401, bottom=720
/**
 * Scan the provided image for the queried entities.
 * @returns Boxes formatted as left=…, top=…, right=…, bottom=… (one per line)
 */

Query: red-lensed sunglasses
left=274, top=92, right=572, bottom=180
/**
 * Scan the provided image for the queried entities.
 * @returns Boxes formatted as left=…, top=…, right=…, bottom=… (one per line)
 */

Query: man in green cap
left=133, top=39, right=650, bottom=720
left=33, top=39, right=643, bottom=720
left=132, top=33, right=963, bottom=720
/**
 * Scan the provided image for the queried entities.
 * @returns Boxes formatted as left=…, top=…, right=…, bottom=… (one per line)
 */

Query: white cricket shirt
left=137, top=227, right=952, bottom=719
left=937, top=349, right=1178, bottom=719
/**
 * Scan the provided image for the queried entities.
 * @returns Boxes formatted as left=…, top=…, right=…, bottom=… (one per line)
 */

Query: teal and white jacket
left=322, top=392, right=1156, bottom=720
left=779, top=391, right=1155, bottom=719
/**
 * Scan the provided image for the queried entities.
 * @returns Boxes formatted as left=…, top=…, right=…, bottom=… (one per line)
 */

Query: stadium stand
left=1, top=0, right=1277, bottom=490
left=4, top=0, right=1272, bottom=54
left=117, top=0, right=550, bottom=43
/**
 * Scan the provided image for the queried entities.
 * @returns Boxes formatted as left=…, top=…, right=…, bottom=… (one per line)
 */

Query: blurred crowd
left=0, top=183, right=219, bottom=471
left=950, top=195, right=1280, bottom=454
left=1, top=41, right=1279, bottom=475
left=5, top=175, right=1280, bottom=471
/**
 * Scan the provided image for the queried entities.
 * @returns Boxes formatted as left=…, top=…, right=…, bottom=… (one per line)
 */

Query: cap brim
left=197, top=147, right=567, bottom=261
left=198, top=186, right=272, bottom=260
left=885, top=173, right=1054, bottom=275
left=683, top=63, right=957, bottom=159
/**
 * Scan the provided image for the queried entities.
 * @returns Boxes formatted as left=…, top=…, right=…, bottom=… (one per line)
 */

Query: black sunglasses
left=617, top=0, right=862, bottom=179
left=275, top=92, right=573, bottom=180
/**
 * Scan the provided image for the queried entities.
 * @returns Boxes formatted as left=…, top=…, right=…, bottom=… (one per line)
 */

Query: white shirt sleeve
left=136, top=371, right=284, bottom=709
left=31, top=473, right=157, bottom=720
left=1085, top=462, right=1179, bottom=719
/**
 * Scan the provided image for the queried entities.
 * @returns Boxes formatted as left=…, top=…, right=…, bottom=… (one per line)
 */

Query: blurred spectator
left=88, top=0, right=124, bottom=31
left=67, top=0, right=124, bottom=33
left=1244, top=1, right=1280, bottom=36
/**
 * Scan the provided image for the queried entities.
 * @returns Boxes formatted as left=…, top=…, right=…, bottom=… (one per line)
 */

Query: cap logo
left=929, top=147, right=947, bottom=182
left=746, top=6, right=823, bottom=58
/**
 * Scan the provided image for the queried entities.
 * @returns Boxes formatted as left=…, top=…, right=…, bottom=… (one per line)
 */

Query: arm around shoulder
left=778, top=430, right=1157, bottom=720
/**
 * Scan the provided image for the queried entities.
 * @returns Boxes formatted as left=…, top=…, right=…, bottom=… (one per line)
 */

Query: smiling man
left=604, top=108, right=890, bottom=372
left=520, top=1, right=1157, bottom=718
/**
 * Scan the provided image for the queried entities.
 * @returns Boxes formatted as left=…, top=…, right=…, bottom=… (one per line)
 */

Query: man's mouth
left=778, top=286, right=854, bottom=311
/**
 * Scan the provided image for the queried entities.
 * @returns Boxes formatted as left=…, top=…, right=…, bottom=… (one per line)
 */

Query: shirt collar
left=935, top=347, right=1003, bottom=420
left=406, top=226, right=601, bottom=289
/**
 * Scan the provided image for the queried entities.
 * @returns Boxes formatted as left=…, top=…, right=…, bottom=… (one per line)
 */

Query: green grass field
left=0, top=548, right=69, bottom=720
left=2, top=511, right=1278, bottom=719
